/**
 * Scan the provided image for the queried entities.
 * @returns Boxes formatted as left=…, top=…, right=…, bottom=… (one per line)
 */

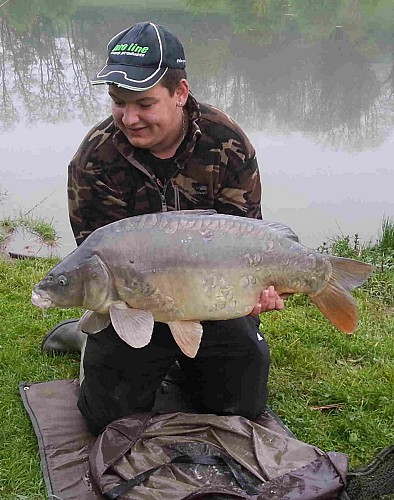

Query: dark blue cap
left=91, top=22, right=186, bottom=91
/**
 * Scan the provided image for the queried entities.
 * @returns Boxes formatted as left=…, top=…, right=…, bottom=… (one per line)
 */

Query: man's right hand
left=249, top=286, right=285, bottom=316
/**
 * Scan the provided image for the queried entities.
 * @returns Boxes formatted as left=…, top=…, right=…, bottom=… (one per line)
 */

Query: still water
left=0, top=0, right=393, bottom=256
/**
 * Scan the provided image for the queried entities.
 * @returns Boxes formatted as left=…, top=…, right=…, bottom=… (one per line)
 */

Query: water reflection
left=0, top=15, right=103, bottom=127
left=0, top=0, right=393, bottom=254
left=1, top=1, right=393, bottom=149
left=191, top=29, right=392, bottom=151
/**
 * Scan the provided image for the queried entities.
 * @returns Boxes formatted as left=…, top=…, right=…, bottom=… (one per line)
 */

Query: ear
left=175, top=78, right=189, bottom=105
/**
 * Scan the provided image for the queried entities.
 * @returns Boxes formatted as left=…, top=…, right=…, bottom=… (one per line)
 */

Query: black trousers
left=78, top=316, right=270, bottom=436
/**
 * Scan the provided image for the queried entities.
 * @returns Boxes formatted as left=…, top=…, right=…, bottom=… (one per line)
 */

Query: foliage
left=4, top=0, right=393, bottom=42
left=361, top=0, right=394, bottom=40
left=22, top=218, right=58, bottom=247
left=291, top=0, right=342, bottom=40
left=184, top=0, right=228, bottom=14
left=378, top=216, right=394, bottom=253
left=0, top=216, right=58, bottom=248
left=186, top=0, right=289, bottom=39
left=76, top=0, right=186, bottom=8
left=1, top=0, right=77, bottom=33
left=2, top=0, right=393, bottom=150
left=183, top=0, right=394, bottom=42
left=317, top=218, right=394, bottom=305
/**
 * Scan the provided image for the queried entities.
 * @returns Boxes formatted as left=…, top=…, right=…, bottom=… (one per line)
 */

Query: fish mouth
left=31, top=290, right=53, bottom=310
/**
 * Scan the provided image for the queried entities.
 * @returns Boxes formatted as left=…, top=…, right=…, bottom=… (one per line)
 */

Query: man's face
left=109, top=82, right=186, bottom=155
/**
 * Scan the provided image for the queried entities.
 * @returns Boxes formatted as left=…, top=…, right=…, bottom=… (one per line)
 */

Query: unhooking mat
left=20, top=379, right=101, bottom=499
left=19, top=378, right=304, bottom=500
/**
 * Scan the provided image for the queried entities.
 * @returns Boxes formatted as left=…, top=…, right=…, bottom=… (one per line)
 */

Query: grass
left=0, top=257, right=83, bottom=499
left=262, top=292, right=393, bottom=465
left=0, top=216, right=59, bottom=254
left=0, top=223, right=393, bottom=498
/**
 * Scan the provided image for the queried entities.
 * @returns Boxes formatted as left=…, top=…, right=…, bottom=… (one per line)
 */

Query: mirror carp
left=32, top=210, right=375, bottom=357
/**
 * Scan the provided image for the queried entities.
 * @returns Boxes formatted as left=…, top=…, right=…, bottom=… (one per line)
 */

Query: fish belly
left=144, top=267, right=261, bottom=322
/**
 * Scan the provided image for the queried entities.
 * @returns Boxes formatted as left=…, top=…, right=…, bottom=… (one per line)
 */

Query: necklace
left=181, top=109, right=187, bottom=141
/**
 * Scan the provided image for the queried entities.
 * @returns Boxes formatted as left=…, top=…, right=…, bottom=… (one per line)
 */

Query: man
left=43, top=21, right=284, bottom=435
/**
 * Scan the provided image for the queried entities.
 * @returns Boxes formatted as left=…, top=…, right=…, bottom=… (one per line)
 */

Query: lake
left=0, top=0, right=393, bottom=257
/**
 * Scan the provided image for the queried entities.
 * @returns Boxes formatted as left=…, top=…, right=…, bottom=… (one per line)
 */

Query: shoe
left=41, top=319, right=87, bottom=353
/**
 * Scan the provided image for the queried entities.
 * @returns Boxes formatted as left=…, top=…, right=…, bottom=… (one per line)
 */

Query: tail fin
left=310, top=257, right=375, bottom=333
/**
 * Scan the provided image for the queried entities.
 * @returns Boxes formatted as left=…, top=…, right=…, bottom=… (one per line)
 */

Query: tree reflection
left=0, top=1, right=106, bottom=128
left=0, top=0, right=393, bottom=151
left=186, top=0, right=394, bottom=150
left=385, top=62, right=394, bottom=98
left=0, top=19, right=17, bottom=127
left=313, top=28, right=380, bottom=149
left=189, top=28, right=392, bottom=151
left=291, top=0, right=342, bottom=40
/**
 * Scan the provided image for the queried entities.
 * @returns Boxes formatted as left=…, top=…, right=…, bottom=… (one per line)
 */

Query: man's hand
left=249, top=286, right=285, bottom=316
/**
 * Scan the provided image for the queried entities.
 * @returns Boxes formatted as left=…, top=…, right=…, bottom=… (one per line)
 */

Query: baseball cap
left=91, top=21, right=186, bottom=91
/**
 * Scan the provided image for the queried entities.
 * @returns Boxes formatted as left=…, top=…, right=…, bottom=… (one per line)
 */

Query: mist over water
left=1, top=0, right=393, bottom=256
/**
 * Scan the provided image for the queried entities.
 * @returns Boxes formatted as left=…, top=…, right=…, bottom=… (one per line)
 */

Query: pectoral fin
left=168, top=321, right=203, bottom=358
left=78, top=310, right=111, bottom=334
left=109, top=302, right=154, bottom=348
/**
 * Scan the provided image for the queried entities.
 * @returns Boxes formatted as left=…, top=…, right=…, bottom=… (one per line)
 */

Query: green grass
left=0, top=216, right=59, bottom=250
left=262, top=292, right=393, bottom=466
left=0, top=230, right=393, bottom=498
left=0, top=257, right=82, bottom=499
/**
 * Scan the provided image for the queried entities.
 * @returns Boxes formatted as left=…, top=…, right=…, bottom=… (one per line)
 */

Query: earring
left=177, top=101, right=183, bottom=107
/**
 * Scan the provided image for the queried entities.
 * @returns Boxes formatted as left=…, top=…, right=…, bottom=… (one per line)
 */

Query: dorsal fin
left=261, top=221, right=300, bottom=242
left=167, top=209, right=217, bottom=216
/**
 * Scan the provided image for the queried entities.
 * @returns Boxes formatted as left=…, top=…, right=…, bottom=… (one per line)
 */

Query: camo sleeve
left=198, top=103, right=262, bottom=220
left=67, top=118, right=131, bottom=246
left=68, top=162, right=128, bottom=246
left=215, top=152, right=262, bottom=219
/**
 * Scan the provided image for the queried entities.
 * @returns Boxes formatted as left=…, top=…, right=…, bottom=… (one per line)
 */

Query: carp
left=31, top=210, right=375, bottom=357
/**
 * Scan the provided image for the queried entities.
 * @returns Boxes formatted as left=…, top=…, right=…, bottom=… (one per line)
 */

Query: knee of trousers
left=194, top=380, right=270, bottom=421
left=185, top=338, right=270, bottom=419
left=77, top=379, right=157, bottom=436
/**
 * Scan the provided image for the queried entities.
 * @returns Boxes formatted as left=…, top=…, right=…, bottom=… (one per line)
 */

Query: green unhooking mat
left=19, top=376, right=353, bottom=499
left=19, top=376, right=394, bottom=499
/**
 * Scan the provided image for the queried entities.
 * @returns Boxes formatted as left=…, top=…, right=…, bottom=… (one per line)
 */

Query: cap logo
left=111, top=43, right=150, bottom=57
left=92, top=22, right=186, bottom=90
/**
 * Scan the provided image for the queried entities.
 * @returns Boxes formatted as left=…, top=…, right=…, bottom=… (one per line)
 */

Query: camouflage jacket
left=68, top=93, right=262, bottom=245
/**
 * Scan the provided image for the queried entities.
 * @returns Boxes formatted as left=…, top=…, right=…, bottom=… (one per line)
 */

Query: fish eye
left=58, top=275, right=68, bottom=286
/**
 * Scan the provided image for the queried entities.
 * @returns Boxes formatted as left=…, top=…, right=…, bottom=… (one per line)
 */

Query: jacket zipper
left=155, top=160, right=182, bottom=213
left=153, top=177, right=167, bottom=212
